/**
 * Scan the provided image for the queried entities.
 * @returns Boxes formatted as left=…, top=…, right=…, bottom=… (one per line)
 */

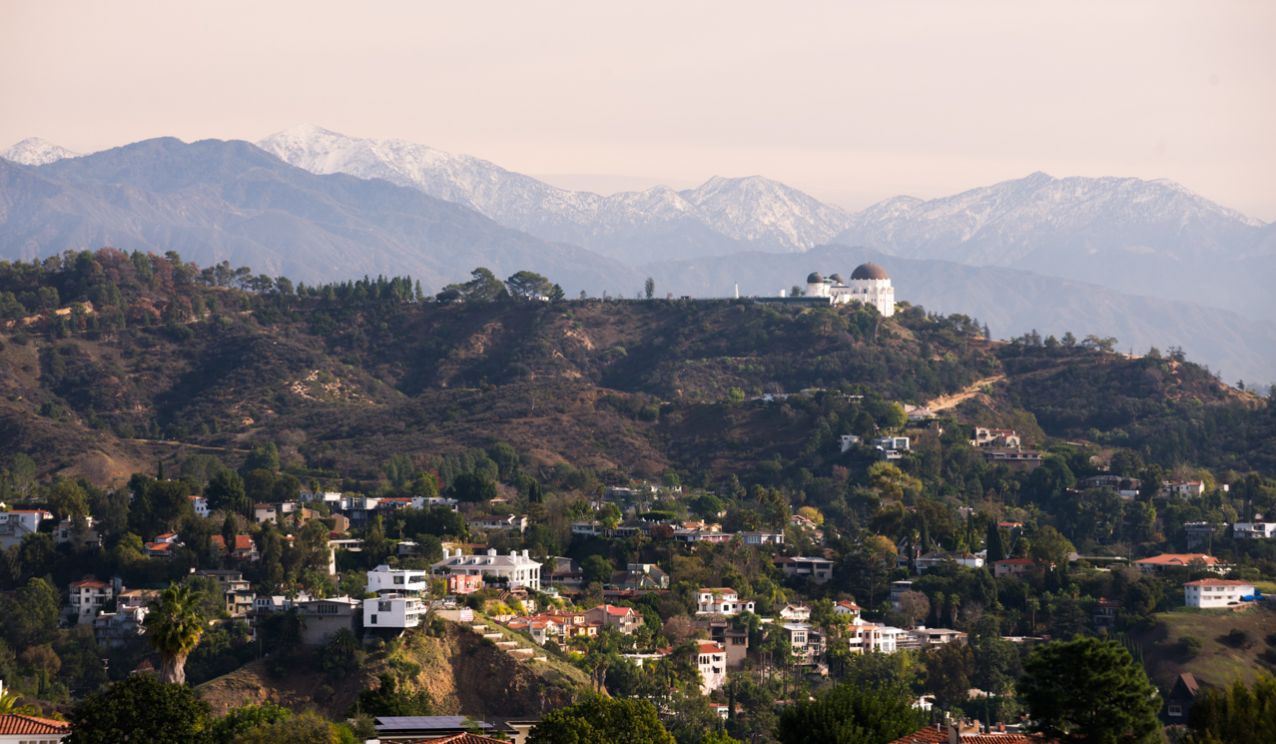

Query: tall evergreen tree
left=1018, top=637, right=1161, bottom=743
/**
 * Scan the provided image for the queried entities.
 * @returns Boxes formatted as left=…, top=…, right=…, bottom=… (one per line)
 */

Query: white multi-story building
left=468, top=514, right=529, bottom=534
left=695, top=588, right=755, bottom=616
left=363, top=594, right=427, bottom=629
left=848, top=618, right=905, bottom=654
left=69, top=578, right=114, bottom=625
left=189, top=495, right=210, bottom=518
left=696, top=642, right=728, bottom=695
left=1183, top=579, right=1256, bottom=609
left=0, top=509, right=54, bottom=549
left=432, top=548, right=542, bottom=591
left=802, top=263, right=897, bottom=316
left=776, top=556, right=834, bottom=583
left=1233, top=521, right=1276, bottom=540
left=367, top=565, right=429, bottom=596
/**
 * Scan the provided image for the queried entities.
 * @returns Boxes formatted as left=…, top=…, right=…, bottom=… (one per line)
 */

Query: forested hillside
left=1, top=249, right=1271, bottom=487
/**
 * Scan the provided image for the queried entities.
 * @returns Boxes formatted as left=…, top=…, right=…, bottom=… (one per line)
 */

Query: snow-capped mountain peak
left=2, top=137, right=79, bottom=166
left=257, top=126, right=854, bottom=257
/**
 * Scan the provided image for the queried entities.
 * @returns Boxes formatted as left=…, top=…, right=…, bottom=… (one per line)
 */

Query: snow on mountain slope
left=832, top=172, right=1269, bottom=317
left=682, top=175, right=851, bottom=249
left=2, top=137, right=79, bottom=166
left=257, top=125, right=850, bottom=259
left=838, top=171, right=1263, bottom=264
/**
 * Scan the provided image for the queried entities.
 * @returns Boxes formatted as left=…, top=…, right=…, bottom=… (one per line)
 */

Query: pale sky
left=2, top=1, right=1274, bottom=220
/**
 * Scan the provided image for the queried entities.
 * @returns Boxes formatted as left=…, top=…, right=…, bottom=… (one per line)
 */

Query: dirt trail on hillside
left=924, top=374, right=1006, bottom=413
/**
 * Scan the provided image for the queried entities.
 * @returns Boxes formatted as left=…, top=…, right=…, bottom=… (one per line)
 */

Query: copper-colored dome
left=851, top=262, right=890, bottom=280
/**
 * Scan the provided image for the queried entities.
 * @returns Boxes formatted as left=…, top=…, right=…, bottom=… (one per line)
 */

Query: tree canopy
left=527, top=695, right=675, bottom=744
left=775, top=681, right=924, bottom=744
left=68, top=674, right=210, bottom=744
left=1018, top=637, right=1161, bottom=743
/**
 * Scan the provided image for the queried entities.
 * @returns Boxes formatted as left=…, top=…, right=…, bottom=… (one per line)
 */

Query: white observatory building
left=803, top=262, right=896, bottom=317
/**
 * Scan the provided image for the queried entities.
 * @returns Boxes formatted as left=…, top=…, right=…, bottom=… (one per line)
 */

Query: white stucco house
left=1183, top=579, right=1256, bottom=608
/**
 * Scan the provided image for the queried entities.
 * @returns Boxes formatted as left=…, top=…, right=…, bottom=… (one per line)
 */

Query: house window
left=1168, top=704, right=1182, bottom=717
left=370, top=615, right=378, bottom=624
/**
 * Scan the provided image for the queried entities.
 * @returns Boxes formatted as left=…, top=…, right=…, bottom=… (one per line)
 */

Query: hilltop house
left=993, top=558, right=1047, bottom=578
left=970, top=427, right=1021, bottom=449
left=69, top=578, right=113, bottom=625
left=778, top=603, right=811, bottom=623
left=1079, top=474, right=1142, bottom=499
left=55, top=516, right=101, bottom=549
left=833, top=599, right=862, bottom=619
left=0, top=509, right=53, bottom=549
left=1163, top=673, right=1200, bottom=725
left=776, top=556, right=834, bottom=583
left=1162, top=480, right=1207, bottom=498
left=296, top=597, right=360, bottom=645
left=468, top=514, right=529, bottom=534
left=695, top=588, right=755, bottom=616
left=1183, top=579, right=1256, bottom=608
left=1233, top=521, right=1276, bottom=540
left=609, top=562, right=670, bottom=590
left=696, top=642, right=728, bottom=694
left=848, top=618, right=905, bottom=654
left=1134, top=553, right=1223, bottom=575
left=0, top=711, right=72, bottom=743
left=364, top=594, right=427, bottom=630
left=916, top=552, right=984, bottom=572
left=706, top=620, right=750, bottom=667
left=144, top=532, right=181, bottom=558
left=980, top=449, right=1044, bottom=470
left=584, top=604, right=643, bottom=634
left=211, top=534, right=260, bottom=561
left=432, top=548, right=542, bottom=591
left=367, top=565, right=429, bottom=596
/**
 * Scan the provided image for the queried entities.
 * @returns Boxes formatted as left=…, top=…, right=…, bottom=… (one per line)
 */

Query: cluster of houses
left=571, top=517, right=784, bottom=546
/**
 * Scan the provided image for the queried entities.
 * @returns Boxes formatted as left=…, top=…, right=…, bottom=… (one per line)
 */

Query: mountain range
left=1, top=128, right=1272, bottom=384
left=257, top=124, right=850, bottom=262
left=0, top=138, right=631, bottom=292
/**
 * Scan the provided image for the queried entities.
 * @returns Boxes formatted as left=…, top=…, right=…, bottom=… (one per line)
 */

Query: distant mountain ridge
left=835, top=171, right=1271, bottom=317
left=2, top=137, right=80, bottom=166
left=257, top=125, right=852, bottom=261
left=0, top=137, right=637, bottom=293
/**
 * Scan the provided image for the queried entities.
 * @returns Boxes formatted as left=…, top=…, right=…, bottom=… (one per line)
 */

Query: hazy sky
left=3, top=1, right=1274, bottom=219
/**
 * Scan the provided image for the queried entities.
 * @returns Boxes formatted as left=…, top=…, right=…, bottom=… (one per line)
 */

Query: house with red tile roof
left=69, top=578, right=113, bottom=625
left=211, top=534, right=260, bottom=561
left=889, top=721, right=1055, bottom=743
left=584, top=603, right=643, bottom=634
left=696, top=641, right=727, bottom=694
left=1134, top=553, right=1223, bottom=574
left=0, top=712, right=72, bottom=742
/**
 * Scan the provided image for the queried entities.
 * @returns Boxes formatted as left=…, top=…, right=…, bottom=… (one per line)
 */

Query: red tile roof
left=889, top=726, right=1051, bottom=744
left=1183, top=579, right=1254, bottom=587
left=1136, top=553, right=1218, bottom=566
left=409, top=734, right=508, bottom=744
left=698, top=642, right=725, bottom=655
left=71, top=578, right=111, bottom=589
left=0, top=713, right=72, bottom=735
left=996, top=558, right=1036, bottom=566
left=598, top=603, right=637, bottom=616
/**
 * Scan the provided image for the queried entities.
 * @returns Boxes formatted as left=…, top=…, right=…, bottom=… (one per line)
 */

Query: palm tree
left=144, top=582, right=206, bottom=685
left=0, top=687, right=21, bottom=714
